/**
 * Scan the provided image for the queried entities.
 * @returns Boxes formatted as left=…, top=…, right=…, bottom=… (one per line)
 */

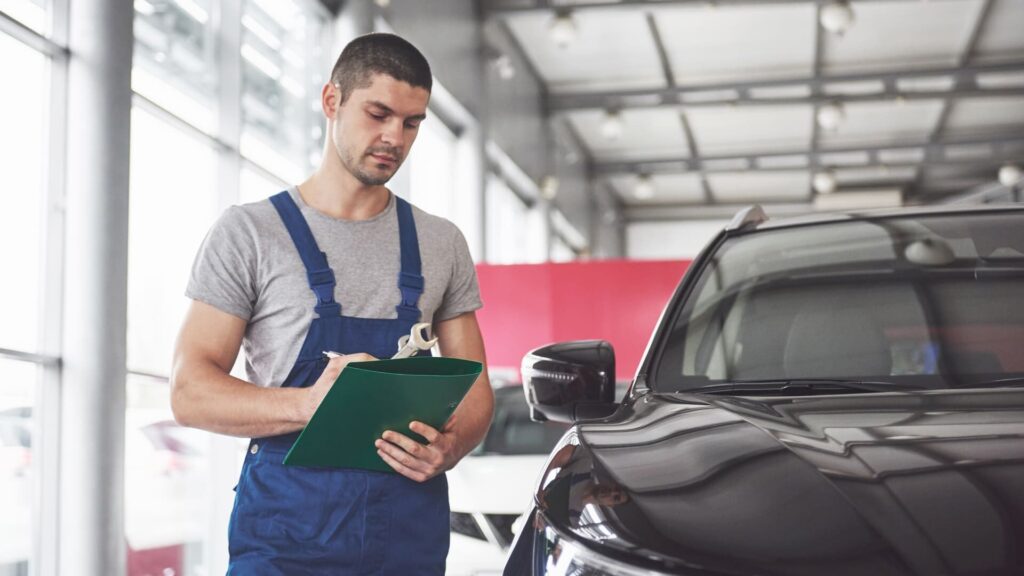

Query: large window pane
left=133, top=0, right=217, bottom=134
left=0, top=33, right=47, bottom=353
left=240, top=163, right=287, bottom=205
left=128, top=107, right=219, bottom=376
left=240, top=0, right=324, bottom=183
left=551, top=236, right=574, bottom=262
left=485, top=175, right=546, bottom=264
left=0, top=0, right=46, bottom=35
left=0, top=358, right=37, bottom=576
left=409, top=116, right=458, bottom=219
left=125, top=375, right=208, bottom=576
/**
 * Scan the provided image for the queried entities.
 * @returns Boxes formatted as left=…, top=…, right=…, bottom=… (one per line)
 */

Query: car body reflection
left=526, top=389, right=1024, bottom=575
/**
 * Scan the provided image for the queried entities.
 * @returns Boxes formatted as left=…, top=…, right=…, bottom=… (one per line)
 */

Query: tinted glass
left=0, top=359, right=36, bottom=575
left=656, top=211, right=1024, bottom=391
left=239, top=0, right=324, bottom=183
left=125, top=374, right=210, bottom=575
left=476, top=387, right=567, bottom=456
left=127, top=107, right=219, bottom=376
left=0, top=32, right=46, bottom=354
left=132, top=0, right=218, bottom=134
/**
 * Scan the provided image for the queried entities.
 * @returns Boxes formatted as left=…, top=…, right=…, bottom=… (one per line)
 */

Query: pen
left=322, top=350, right=342, bottom=359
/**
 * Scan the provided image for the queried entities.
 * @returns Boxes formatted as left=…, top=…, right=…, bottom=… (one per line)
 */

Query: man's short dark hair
left=330, top=33, right=432, bottom=104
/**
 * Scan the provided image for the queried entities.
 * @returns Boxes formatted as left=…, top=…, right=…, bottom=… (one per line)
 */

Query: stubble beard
left=338, top=141, right=401, bottom=187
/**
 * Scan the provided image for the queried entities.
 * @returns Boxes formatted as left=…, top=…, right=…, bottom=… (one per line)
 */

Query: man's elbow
left=472, top=383, right=496, bottom=436
left=168, top=364, right=199, bottom=428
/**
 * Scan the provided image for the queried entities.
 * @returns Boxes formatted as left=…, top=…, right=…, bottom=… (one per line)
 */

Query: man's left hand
left=375, top=421, right=461, bottom=482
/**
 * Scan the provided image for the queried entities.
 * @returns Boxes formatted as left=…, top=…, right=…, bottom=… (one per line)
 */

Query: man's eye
left=406, top=122, right=421, bottom=129
left=370, top=113, right=386, bottom=120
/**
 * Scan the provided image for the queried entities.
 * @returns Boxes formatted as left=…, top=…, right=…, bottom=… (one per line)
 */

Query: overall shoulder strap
left=269, top=191, right=340, bottom=317
left=394, top=196, right=424, bottom=322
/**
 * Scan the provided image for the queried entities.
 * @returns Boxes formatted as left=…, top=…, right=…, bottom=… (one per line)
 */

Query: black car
left=504, top=204, right=1024, bottom=576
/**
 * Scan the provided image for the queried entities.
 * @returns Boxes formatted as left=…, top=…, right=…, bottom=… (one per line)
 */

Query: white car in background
left=0, top=406, right=31, bottom=575
left=0, top=407, right=208, bottom=576
left=445, top=385, right=568, bottom=576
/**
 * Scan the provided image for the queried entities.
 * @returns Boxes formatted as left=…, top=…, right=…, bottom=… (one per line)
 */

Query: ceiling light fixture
left=541, top=175, right=560, bottom=200
left=549, top=11, right=577, bottom=49
left=492, top=53, right=516, bottom=80
left=816, top=101, right=846, bottom=131
left=820, top=1, right=855, bottom=36
left=813, top=170, right=838, bottom=194
left=600, top=109, right=623, bottom=141
left=999, top=164, right=1022, bottom=187
left=634, top=174, right=655, bottom=200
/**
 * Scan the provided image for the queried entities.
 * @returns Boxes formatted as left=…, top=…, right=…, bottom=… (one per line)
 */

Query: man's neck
left=296, top=163, right=391, bottom=221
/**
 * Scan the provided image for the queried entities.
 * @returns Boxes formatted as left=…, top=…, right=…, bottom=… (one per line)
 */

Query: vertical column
left=541, top=198, right=553, bottom=262
left=455, top=122, right=486, bottom=261
left=334, top=0, right=374, bottom=50
left=204, top=2, right=242, bottom=574
left=60, top=0, right=133, bottom=573
left=470, top=8, right=489, bottom=261
left=39, top=0, right=70, bottom=573
left=216, top=0, right=241, bottom=208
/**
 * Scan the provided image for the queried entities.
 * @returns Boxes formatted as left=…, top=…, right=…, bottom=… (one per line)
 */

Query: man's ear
left=321, top=82, right=342, bottom=118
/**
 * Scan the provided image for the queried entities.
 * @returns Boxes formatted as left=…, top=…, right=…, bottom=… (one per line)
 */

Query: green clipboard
left=283, top=356, right=482, bottom=472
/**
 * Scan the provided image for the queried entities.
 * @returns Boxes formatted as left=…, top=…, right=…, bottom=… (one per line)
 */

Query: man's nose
left=380, top=120, right=404, bottom=148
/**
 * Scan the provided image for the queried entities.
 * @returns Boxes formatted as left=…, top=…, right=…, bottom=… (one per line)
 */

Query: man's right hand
left=172, top=300, right=382, bottom=438
left=303, top=353, right=377, bottom=422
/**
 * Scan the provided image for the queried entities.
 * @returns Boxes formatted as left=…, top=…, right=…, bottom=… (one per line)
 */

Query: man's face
left=329, top=73, right=429, bottom=186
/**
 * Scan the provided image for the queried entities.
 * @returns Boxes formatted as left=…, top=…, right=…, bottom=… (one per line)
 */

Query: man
left=170, top=33, right=494, bottom=574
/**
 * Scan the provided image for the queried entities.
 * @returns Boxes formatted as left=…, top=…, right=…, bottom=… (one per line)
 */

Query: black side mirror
left=521, top=340, right=617, bottom=423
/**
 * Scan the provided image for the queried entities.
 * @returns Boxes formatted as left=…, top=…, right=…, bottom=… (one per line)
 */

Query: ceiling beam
left=493, top=16, right=549, bottom=103
left=622, top=188, right=974, bottom=221
left=809, top=2, right=825, bottom=165
left=645, top=12, right=676, bottom=90
left=0, top=4, right=67, bottom=57
left=486, top=0, right=966, bottom=14
left=624, top=202, right=814, bottom=222
left=912, top=0, right=996, bottom=192
left=644, top=11, right=715, bottom=203
left=548, top=60, right=1024, bottom=111
left=594, top=131, right=1024, bottom=175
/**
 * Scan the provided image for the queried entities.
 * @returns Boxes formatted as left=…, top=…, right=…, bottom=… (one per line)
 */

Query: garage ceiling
left=484, top=0, right=1024, bottom=217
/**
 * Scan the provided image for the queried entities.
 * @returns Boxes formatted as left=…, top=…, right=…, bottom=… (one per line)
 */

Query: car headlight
left=532, top=517, right=673, bottom=576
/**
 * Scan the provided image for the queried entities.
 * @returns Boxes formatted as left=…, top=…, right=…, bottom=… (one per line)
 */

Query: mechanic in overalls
left=170, top=33, right=494, bottom=574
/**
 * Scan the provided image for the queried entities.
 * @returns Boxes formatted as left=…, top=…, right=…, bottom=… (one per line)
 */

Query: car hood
left=536, top=388, right=1024, bottom=575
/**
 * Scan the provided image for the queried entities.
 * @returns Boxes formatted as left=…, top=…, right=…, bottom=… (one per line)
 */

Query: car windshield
left=654, top=210, right=1024, bottom=393
left=474, top=387, right=568, bottom=456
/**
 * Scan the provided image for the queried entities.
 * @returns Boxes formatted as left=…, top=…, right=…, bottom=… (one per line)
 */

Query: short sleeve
left=185, top=206, right=259, bottom=321
left=433, top=225, right=483, bottom=323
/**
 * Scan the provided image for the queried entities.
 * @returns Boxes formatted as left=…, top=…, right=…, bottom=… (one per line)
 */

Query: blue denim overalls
left=226, top=191, right=449, bottom=575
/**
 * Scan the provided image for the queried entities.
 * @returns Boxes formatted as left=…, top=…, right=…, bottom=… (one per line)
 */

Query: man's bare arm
left=170, top=300, right=368, bottom=438
left=435, top=311, right=494, bottom=455
left=375, top=311, right=495, bottom=481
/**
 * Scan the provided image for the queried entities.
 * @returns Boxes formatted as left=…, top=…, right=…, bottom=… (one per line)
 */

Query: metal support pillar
left=335, top=0, right=374, bottom=48
left=59, top=0, right=133, bottom=573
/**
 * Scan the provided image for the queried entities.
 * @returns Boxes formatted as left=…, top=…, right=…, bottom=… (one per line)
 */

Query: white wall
left=626, top=220, right=729, bottom=260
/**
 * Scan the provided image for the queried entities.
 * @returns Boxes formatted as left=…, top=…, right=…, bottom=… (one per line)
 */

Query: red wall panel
left=475, top=259, right=690, bottom=382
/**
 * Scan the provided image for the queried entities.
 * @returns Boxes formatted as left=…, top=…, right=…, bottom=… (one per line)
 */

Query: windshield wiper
left=689, top=378, right=928, bottom=395
left=954, top=376, right=1024, bottom=389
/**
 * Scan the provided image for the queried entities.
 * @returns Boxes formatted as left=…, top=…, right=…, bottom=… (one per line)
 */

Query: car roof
left=731, top=203, right=1024, bottom=235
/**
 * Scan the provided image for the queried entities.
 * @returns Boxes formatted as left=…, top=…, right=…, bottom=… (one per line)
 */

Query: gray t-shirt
left=186, top=187, right=482, bottom=388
